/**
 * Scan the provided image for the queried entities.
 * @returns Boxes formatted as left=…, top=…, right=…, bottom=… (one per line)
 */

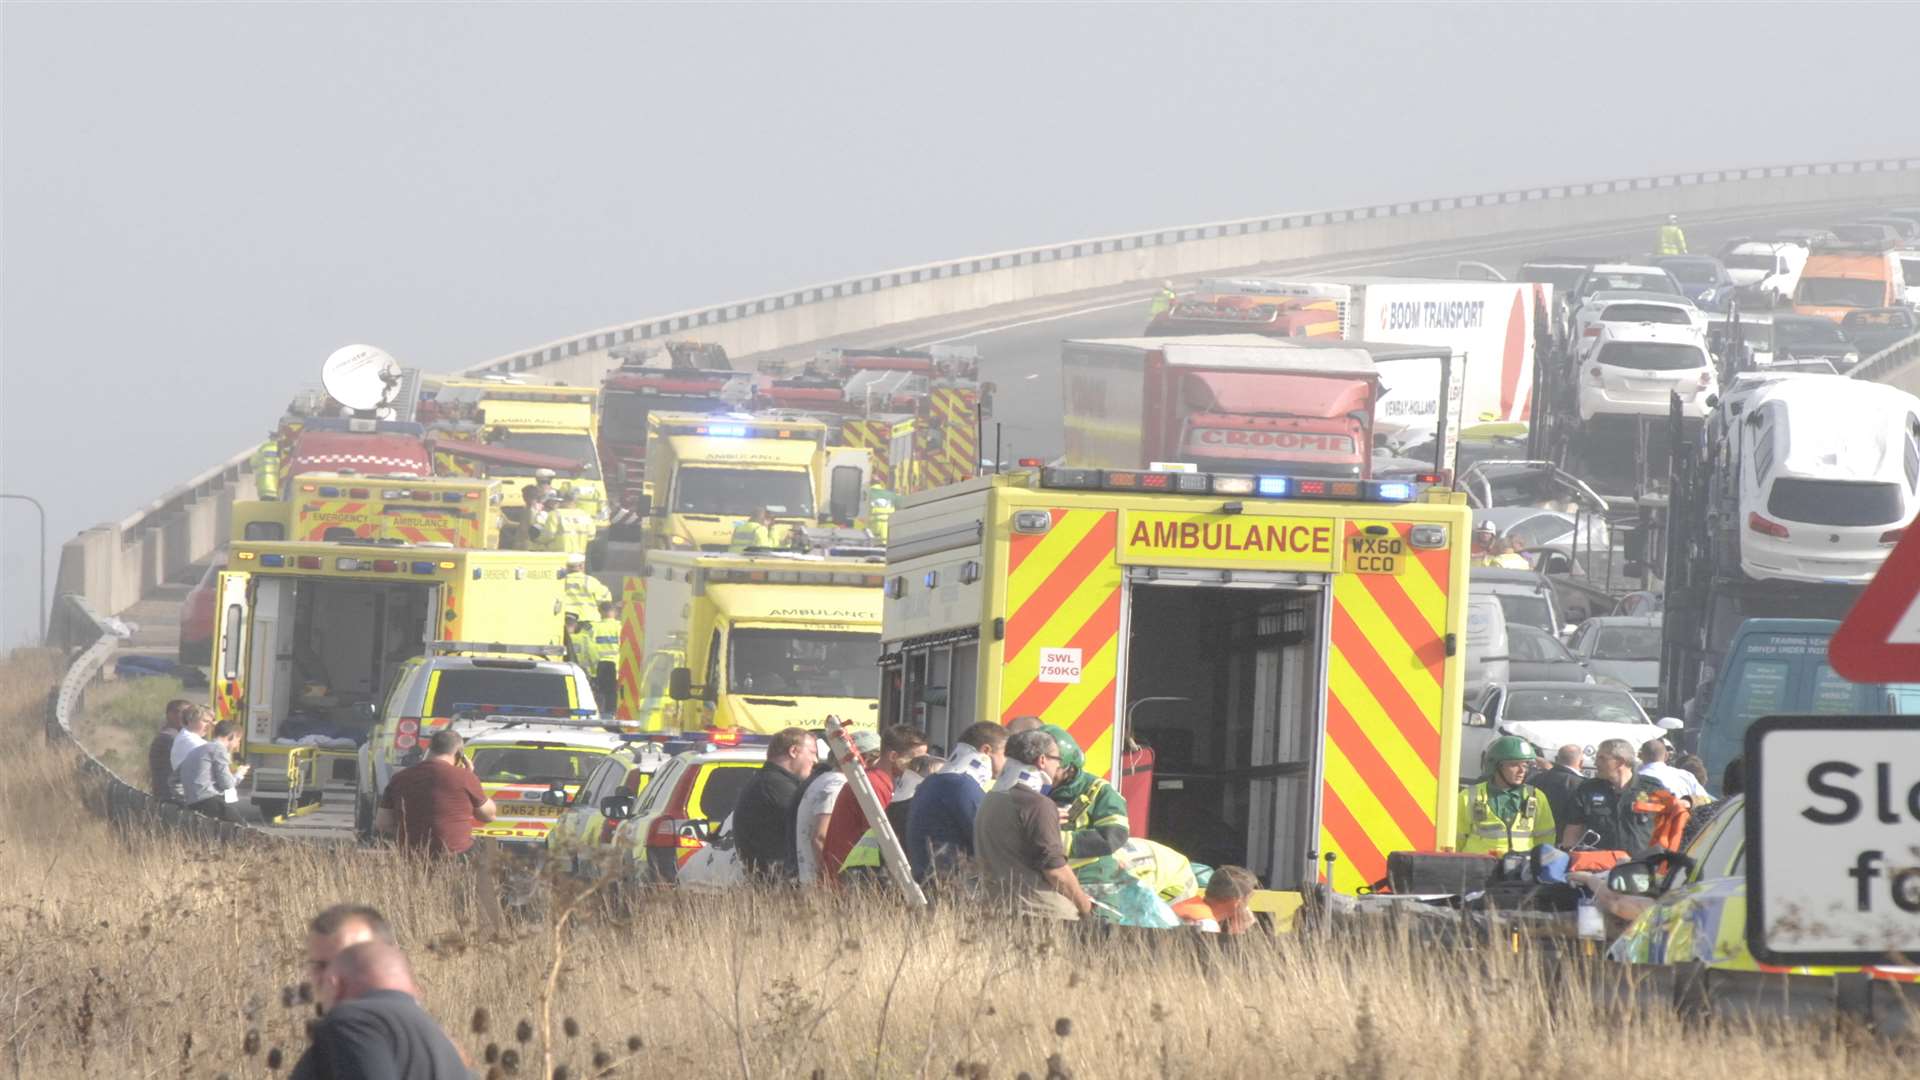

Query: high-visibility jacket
left=561, top=573, right=612, bottom=621
left=555, top=507, right=596, bottom=554
left=251, top=440, right=281, bottom=500
left=840, top=829, right=884, bottom=875
left=581, top=618, right=620, bottom=670
left=867, top=489, right=895, bottom=542
left=1147, top=288, right=1177, bottom=319
left=1457, top=781, right=1557, bottom=854
left=730, top=519, right=775, bottom=552
left=1656, top=224, right=1688, bottom=256
left=567, top=625, right=596, bottom=671
left=527, top=508, right=566, bottom=552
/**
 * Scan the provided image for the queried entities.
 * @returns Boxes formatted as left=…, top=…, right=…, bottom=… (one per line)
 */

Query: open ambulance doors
left=217, top=572, right=441, bottom=821
left=1119, top=568, right=1329, bottom=892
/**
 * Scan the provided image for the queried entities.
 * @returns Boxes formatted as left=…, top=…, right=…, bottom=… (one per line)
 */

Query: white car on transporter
left=1577, top=322, right=1718, bottom=424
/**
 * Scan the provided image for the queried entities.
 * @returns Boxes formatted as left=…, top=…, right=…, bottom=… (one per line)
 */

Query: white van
left=1721, top=241, right=1807, bottom=307
left=1577, top=322, right=1718, bottom=423
left=1733, top=379, right=1920, bottom=584
left=1463, top=594, right=1510, bottom=705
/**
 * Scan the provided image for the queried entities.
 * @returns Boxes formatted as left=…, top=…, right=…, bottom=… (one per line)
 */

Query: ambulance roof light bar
left=1038, top=466, right=1415, bottom=503
left=428, top=641, right=570, bottom=659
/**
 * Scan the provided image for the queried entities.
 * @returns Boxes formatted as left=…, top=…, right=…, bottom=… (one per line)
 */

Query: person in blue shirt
left=905, top=721, right=1009, bottom=884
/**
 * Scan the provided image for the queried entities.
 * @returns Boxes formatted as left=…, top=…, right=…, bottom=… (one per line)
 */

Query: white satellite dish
left=321, top=344, right=402, bottom=413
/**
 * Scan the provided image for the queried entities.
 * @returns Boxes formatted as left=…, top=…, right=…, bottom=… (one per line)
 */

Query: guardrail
left=52, top=156, right=1920, bottom=627
left=44, top=594, right=274, bottom=844
left=1850, top=329, right=1920, bottom=391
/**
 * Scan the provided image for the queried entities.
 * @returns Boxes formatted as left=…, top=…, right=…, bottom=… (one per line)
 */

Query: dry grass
left=69, top=671, right=185, bottom=774
left=1, top=650, right=1910, bottom=1078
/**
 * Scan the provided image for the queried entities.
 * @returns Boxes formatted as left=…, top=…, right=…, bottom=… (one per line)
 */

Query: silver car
left=1567, top=615, right=1662, bottom=709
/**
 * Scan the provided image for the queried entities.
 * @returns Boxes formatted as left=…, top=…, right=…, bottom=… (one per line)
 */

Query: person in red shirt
left=819, top=724, right=927, bottom=879
left=376, top=729, right=497, bottom=857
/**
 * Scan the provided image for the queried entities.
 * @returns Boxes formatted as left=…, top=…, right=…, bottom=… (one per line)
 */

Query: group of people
left=1470, top=524, right=1532, bottom=569
left=1456, top=734, right=1728, bottom=858
left=728, top=718, right=1258, bottom=933
left=516, top=471, right=596, bottom=554
left=147, top=698, right=250, bottom=820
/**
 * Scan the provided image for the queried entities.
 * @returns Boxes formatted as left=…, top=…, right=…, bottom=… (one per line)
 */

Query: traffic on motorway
left=145, top=206, right=1920, bottom=975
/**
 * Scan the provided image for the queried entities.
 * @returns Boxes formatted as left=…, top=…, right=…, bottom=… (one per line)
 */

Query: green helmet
left=1484, top=735, right=1534, bottom=770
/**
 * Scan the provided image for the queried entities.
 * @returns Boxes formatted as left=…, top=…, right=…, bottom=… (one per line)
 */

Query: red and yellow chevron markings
left=1000, top=509, right=1123, bottom=775
left=1320, top=520, right=1452, bottom=893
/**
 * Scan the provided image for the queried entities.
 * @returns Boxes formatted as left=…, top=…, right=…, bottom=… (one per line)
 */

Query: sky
left=4, top=2, right=1918, bottom=645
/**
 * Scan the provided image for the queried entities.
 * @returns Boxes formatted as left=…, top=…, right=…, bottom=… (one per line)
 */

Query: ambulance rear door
left=211, top=571, right=252, bottom=725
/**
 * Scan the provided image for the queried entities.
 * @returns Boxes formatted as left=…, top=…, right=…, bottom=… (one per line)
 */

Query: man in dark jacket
left=292, top=940, right=467, bottom=1079
left=147, top=699, right=191, bottom=799
left=1528, top=744, right=1586, bottom=829
left=731, top=727, right=817, bottom=879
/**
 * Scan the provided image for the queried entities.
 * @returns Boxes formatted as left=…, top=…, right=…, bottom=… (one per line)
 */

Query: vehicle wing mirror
left=599, top=793, right=635, bottom=820
left=541, top=782, right=572, bottom=807
left=1606, top=860, right=1659, bottom=897
left=1657, top=716, right=1685, bottom=731
left=1464, top=710, right=1490, bottom=728
left=1561, top=624, right=1578, bottom=638
left=668, top=666, right=693, bottom=701
left=829, top=465, right=863, bottom=527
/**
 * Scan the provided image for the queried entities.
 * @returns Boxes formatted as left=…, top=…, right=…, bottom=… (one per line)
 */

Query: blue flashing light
left=441, top=492, right=464, bottom=503
left=318, top=486, right=341, bottom=497
left=707, top=423, right=748, bottom=437
left=410, top=561, right=436, bottom=574
left=1375, top=481, right=1416, bottom=502
left=260, top=554, right=287, bottom=567
left=1256, top=476, right=1291, bottom=497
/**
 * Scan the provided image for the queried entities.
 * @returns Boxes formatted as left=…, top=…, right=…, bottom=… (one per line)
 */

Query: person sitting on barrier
left=168, top=705, right=213, bottom=800
left=148, top=698, right=191, bottom=800
left=179, top=721, right=249, bottom=822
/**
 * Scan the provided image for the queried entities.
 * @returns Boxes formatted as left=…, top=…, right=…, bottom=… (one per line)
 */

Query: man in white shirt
left=168, top=706, right=213, bottom=799
left=1637, top=738, right=1708, bottom=804
left=792, top=729, right=880, bottom=885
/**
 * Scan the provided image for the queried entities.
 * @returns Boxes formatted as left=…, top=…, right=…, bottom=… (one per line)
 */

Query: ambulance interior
left=247, top=577, right=435, bottom=747
left=1124, top=580, right=1324, bottom=891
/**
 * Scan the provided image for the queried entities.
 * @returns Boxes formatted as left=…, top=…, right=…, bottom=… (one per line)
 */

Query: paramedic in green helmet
left=1456, top=735, right=1556, bottom=855
left=1040, top=724, right=1130, bottom=863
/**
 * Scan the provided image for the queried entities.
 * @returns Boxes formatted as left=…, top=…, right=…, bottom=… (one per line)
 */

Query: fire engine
left=753, top=347, right=990, bottom=494
left=879, top=466, right=1472, bottom=896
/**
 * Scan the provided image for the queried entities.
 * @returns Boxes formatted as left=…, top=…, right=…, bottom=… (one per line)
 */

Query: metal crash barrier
left=43, top=593, right=285, bottom=847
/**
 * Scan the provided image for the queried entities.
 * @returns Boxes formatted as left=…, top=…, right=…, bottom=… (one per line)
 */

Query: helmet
left=1485, top=735, right=1534, bottom=770
left=1474, top=521, right=1496, bottom=537
left=1667, top=213, right=1679, bottom=224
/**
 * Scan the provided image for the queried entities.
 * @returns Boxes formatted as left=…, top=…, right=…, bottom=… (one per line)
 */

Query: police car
left=454, top=713, right=632, bottom=847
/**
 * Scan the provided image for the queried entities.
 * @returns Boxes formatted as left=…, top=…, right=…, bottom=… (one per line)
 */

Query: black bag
left=1464, top=880, right=1582, bottom=913
left=1383, top=851, right=1498, bottom=895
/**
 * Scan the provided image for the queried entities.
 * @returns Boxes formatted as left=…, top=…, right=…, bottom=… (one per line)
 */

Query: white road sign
left=1746, top=716, right=1920, bottom=966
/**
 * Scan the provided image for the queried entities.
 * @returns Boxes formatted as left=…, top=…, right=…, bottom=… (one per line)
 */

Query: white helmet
left=1667, top=213, right=1678, bottom=224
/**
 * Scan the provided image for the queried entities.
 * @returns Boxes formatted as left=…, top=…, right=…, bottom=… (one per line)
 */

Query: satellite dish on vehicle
left=321, top=344, right=402, bottom=413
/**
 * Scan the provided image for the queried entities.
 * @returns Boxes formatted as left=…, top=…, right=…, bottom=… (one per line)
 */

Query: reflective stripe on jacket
left=1656, top=224, right=1688, bottom=256
left=1457, top=781, right=1557, bottom=854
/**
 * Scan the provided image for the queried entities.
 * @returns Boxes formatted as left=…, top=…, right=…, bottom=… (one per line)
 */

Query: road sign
left=1828, top=523, right=1920, bottom=682
left=1745, top=715, right=1920, bottom=967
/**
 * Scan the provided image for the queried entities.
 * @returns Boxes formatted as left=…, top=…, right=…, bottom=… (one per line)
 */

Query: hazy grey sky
left=4, top=2, right=1917, bottom=643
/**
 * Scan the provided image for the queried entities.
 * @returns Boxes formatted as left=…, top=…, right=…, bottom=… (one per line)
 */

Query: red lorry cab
left=1062, top=334, right=1382, bottom=480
